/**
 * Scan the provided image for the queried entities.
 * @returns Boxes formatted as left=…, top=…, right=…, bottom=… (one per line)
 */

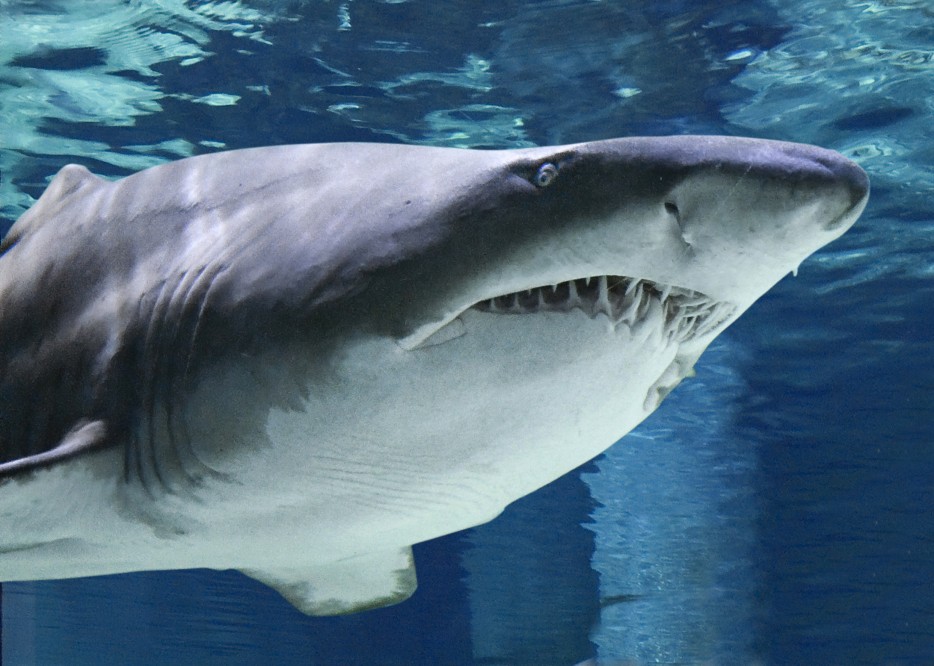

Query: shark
left=0, top=136, right=868, bottom=615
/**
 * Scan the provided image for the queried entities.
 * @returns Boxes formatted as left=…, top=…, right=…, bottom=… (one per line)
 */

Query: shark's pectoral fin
left=0, top=420, right=108, bottom=479
left=241, top=546, right=418, bottom=615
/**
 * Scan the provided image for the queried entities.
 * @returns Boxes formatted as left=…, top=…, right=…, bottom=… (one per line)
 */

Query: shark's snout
left=834, top=156, right=870, bottom=208
left=825, top=155, right=870, bottom=232
left=777, top=142, right=870, bottom=232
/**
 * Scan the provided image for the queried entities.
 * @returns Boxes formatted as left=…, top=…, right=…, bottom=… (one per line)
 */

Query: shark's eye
left=533, top=163, right=558, bottom=188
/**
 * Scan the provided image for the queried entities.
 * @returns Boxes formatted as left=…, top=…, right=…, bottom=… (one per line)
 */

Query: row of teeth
left=472, top=276, right=735, bottom=343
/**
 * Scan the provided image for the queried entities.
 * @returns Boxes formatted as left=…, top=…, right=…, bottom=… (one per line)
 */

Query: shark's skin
left=0, top=137, right=868, bottom=614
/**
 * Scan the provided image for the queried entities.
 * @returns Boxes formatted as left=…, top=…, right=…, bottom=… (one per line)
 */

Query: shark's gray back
left=0, top=142, right=497, bottom=475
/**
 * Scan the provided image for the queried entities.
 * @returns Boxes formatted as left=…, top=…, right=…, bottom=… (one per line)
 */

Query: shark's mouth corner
left=471, top=275, right=736, bottom=345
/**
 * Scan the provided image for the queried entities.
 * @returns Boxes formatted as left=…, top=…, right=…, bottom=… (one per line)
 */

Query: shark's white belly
left=0, top=309, right=695, bottom=585
left=0, top=311, right=704, bottom=592
left=182, top=309, right=689, bottom=563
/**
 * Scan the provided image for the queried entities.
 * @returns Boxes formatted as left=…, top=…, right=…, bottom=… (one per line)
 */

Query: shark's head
left=347, top=136, right=867, bottom=366
left=184, top=135, right=867, bottom=509
left=378, top=135, right=866, bottom=343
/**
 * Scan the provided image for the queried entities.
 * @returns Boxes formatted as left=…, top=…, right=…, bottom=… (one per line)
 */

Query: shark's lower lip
left=472, top=275, right=736, bottom=344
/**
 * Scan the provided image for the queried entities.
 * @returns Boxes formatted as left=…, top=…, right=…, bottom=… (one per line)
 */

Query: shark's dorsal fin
left=0, top=420, right=108, bottom=479
left=1, top=164, right=105, bottom=254
left=241, top=547, right=417, bottom=615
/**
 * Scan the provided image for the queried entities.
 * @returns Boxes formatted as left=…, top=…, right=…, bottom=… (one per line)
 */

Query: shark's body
left=0, top=137, right=867, bottom=614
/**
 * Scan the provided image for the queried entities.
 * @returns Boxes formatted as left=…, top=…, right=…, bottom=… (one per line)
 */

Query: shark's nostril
left=665, top=201, right=692, bottom=245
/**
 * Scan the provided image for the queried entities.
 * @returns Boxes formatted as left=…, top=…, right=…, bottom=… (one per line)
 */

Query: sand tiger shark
left=0, top=136, right=867, bottom=615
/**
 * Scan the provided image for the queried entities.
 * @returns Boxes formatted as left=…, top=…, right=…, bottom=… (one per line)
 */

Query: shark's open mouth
left=472, top=276, right=735, bottom=344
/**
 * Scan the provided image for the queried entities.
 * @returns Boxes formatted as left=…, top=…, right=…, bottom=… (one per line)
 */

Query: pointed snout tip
left=829, top=151, right=870, bottom=210
left=783, top=142, right=870, bottom=231
left=824, top=151, right=870, bottom=232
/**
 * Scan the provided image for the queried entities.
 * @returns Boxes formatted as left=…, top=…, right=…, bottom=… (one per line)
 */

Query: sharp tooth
left=659, top=284, right=672, bottom=302
left=630, top=297, right=662, bottom=344
left=695, top=303, right=732, bottom=338
left=624, top=279, right=640, bottom=297
left=679, top=315, right=698, bottom=340
left=596, top=275, right=611, bottom=316
left=618, top=286, right=641, bottom=324
left=695, top=315, right=717, bottom=338
left=636, top=284, right=652, bottom=319
left=567, top=279, right=581, bottom=309
left=678, top=296, right=707, bottom=308
left=664, top=314, right=679, bottom=341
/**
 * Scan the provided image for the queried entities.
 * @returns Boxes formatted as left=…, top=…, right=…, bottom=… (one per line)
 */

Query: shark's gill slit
left=473, top=275, right=735, bottom=344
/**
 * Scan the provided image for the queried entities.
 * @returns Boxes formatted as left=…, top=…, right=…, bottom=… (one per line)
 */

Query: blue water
left=1, top=1, right=932, bottom=664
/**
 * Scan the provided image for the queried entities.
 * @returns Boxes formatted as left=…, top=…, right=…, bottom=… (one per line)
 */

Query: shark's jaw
left=396, top=273, right=739, bottom=426
left=471, top=275, right=736, bottom=347
left=401, top=274, right=739, bottom=355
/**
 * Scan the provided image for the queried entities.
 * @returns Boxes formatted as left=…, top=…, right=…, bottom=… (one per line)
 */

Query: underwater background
left=0, top=1, right=932, bottom=664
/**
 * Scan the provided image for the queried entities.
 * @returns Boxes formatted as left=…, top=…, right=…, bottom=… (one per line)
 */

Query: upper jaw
left=472, top=274, right=736, bottom=345
left=400, top=272, right=737, bottom=352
